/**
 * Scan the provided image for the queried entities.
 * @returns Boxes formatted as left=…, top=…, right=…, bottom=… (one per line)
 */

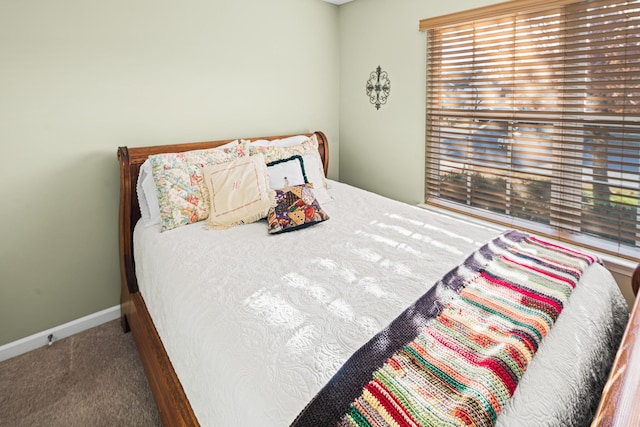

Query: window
left=421, top=0, right=640, bottom=259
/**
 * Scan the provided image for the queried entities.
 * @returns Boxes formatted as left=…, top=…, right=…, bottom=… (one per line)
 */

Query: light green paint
left=0, top=0, right=340, bottom=346
left=337, top=0, right=502, bottom=205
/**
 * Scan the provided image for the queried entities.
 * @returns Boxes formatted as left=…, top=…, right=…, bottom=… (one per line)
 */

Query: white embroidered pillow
left=266, top=155, right=308, bottom=190
left=248, top=135, right=331, bottom=204
left=203, top=154, right=275, bottom=230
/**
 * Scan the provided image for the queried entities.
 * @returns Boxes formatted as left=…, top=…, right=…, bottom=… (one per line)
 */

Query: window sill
left=416, top=202, right=638, bottom=278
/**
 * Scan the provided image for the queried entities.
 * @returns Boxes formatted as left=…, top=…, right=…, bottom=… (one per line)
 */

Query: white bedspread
left=134, top=180, right=628, bottom=427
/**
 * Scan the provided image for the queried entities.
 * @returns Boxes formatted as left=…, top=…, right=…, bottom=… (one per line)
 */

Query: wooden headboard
left=117, top=131, right=329, bottom=296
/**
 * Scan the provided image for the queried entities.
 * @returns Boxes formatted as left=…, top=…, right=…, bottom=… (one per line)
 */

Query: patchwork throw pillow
left=203, top=154, right=275, bottom=230
left=149, top=142, right=246, bottom=231
left=267, top=184, right=329, bottom=234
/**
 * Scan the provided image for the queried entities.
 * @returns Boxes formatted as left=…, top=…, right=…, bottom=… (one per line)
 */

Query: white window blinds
left=422, top=0, right=640, bottom=259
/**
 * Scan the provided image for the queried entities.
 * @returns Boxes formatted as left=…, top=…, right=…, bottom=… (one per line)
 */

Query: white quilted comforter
left=134, top=180, right=628, bottom=427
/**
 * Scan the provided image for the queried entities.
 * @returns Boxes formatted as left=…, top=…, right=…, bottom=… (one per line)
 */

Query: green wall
left=0, top=0, right=340, bottom=346
left=337, top=0, right=501, bottom=204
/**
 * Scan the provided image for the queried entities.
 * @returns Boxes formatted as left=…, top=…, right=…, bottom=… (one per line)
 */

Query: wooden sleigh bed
left=118, top=132, right=329, bottom=426
left=118, top=131, right=635, bottom=427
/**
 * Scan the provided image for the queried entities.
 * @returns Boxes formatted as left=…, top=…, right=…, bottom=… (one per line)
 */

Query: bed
left=118, top=131, right=630, bottom=427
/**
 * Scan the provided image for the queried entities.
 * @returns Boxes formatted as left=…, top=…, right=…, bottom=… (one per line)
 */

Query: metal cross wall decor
left=366, top=65, right=391, bottom=110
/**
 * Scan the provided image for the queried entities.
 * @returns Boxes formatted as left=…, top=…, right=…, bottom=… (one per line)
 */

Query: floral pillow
left=248, top=137, right=319, bottom=164
left=267, top=184, right=329, bottom=234
left=149, top=142, right=247, bottom=231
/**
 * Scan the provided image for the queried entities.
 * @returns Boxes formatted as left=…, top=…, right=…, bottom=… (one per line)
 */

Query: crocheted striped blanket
left=292, top=230, right=598, bottom=427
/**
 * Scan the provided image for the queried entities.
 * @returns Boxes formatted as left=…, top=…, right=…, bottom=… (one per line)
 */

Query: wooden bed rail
left=591, top=264, right=640, bottom=426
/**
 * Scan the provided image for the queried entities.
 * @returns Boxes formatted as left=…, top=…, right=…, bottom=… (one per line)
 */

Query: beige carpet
left=0, top=319, right=161, bottom=427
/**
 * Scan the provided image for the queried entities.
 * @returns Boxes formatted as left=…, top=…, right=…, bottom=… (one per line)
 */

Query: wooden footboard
left=591, top=267, right=640, bottom=426
left=117, top=132, right=329, bottom=426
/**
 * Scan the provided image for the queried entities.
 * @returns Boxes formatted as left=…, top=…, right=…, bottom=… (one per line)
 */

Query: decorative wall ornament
left=366, top=65, right=391, bottom=110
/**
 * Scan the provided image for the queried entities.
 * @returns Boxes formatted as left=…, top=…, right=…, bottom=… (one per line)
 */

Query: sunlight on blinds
left=423, top=0, right=640, bottom=259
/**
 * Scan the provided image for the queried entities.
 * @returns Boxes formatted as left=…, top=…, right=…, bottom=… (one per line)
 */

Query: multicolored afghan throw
left=291, top=230, right=599, bottom=427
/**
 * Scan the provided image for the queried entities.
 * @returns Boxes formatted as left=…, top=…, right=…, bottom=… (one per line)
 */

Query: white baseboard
left=0, top=305, right=121, bottom=363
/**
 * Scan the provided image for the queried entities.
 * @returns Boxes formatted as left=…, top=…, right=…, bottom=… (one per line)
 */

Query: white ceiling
left=321, top=0, right=353, bottom=5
